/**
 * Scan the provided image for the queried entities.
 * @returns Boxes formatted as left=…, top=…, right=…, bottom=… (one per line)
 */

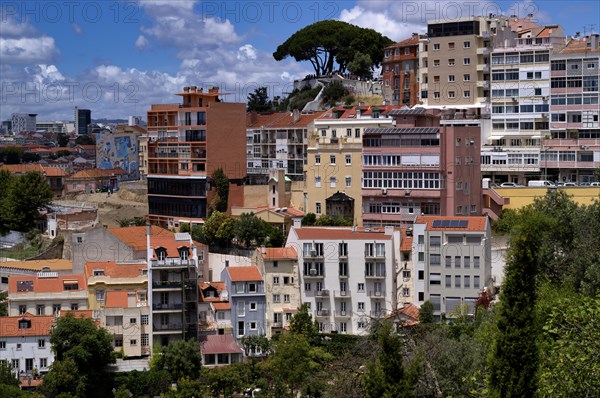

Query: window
left=19, top=305, right=26, bottom=315
left=141, top=315, right=148, bottom=325
left=273, top=276, right=280, bottom=285
left=433, top=75, right=440, bottom=83
left=53, top=304, right=61, bottom=315
left=448, top=42, right=455, bottom=49
left=434, top=92, right=440, bottom=99
left=40, top=358, right=47, bottom=368
left=12, top=359, right=19, bottom=370
left=358, top=321, right=366, bottom=329
left=448, top=91, right=456, bottom=98
left=71, top=303, right=78, bottom=310
left=445, top=256, right=452, bottom=268
left=463, top=57, right=470, bottom=65
left=114, top=339, right=123, bottom=347
left=273, top=294, right=281, bottom=303
left=36, top=305, right=45, bottom=315
left=330, top=155, right=336, bottom=165
left=418, top=252, right=424, bottom=261
left=248, top=283, right=257, bottom=293
left=464, top=256, right=471, bottom=268
left=96, top=289, right=105, bottom=301
left=38, top=339, right=45, bottom=348
left=418, top=292, right=425, bottom=301
left=455, top=256, right=461, bottom=268
left=238, top=301, right=245, bottom=317
left=430, top=254, right=441, bottom=265
left=402, top=287, right=410, bottom=297
left=330, top=176, right=336, bottom=188
left=315, top=155, right=321, bottom=165
left=358, top=302, right=365, bottom=311
left=464, top=276, right=471, bottom=288
left=474, top=256, right=481, bottom=269
left=284, top=294, right=290, bottom=303
left=448, top=75, right=455, bottom=82
left=284, top=276, right=292, bottom=285
left=273, top=261, right=278, bottom=268
left=346, top=128, right=352, bottom=137
left=430, top=273, right=441, bottom=285
left=345, top=154, right=351, bottom=165
left=464, top=90, right=470, bottom=98
left=433, top=43, right=440, bottom=50
left=445, top=275, right=452, bottom=288
left=418, top=270, right=424, bottom=280
left=430, top=236, right=441, bottom=247
left=455, top=275, right=461, bottom=288
left=357, top=283, right=365, bottom=292
left=345, top=177, right=352, bottom=188
left=304, top=283, right=311, bottom=291
left=474, top=276, right=480, bottom=288
left=433, top=59, right=440, bottom=67
left=355, top=128, right=361, bottom=138
left=463, top=41, right=471, bottom=48
left=448, top=59, right=455, bottom=66
left=315, top=176, right=321, bottom=188
left=0, top=341, right=5, bottom=349
left=316, top=202, right=322, bottom=214
left=405, top=47, right=410, bottom=55
left=463, top=73, right=470, bottom=81
left=141, top=334, right=149, bottom=346
left=250, top=302, right=257, bottom=311
left=130, top=339, right=137, bottom=346
left=250, top=322, right=257, bottom=330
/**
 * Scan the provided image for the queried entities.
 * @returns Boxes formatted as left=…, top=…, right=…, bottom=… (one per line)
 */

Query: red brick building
left=382, top=33, right=421, bottom=106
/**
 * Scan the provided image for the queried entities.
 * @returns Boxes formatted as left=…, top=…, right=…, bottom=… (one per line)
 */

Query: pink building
left=362, top=108, right=482, bottom=227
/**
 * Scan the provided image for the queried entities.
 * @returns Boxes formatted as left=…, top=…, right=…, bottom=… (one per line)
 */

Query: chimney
left=260, top=245, right=266, bottom=254
left=385, top=226, right=394, bottom=236
left=292, top=109, right=300, bottom=122
left=590, top=34, right=599, bottom=50
left=292, top=217, right=302, bottom=229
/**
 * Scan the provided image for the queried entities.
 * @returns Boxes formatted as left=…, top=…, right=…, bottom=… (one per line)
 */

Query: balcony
left=477, top=81, right=490, bottom=89
left=365, top=272, right=386, bottom=280
left=368, top=290, right=386, bottom=298
left=303, top=271, right=324, bottom=279
left=304, top=251, right=323, bottom=259
left=152, top=281, right=183, bottom=289
left=477, top=64, right=490, bottom=72
left=315, top=309, right=330, bottom=317
left=152, top=303, right=184, bottom=312
left=334, top=290, right=351, bottom=298
left=153, top=324, right=183, bottom=333
left=315, top=290, right=330, bottom=297
left=151, top=258, right=196, bottom=268
left=334, top=310, right=351, bottom=318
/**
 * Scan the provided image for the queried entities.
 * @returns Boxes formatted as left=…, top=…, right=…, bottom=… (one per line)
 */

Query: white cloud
left=135, top=35, right=149, bottom=50
left=0, top=37, right=59, bottom=64
left=237, top=44, right=257, bottom=61
left=72, top=23, right=82, bottom=35
left=339, top=6, right=425, bottom=41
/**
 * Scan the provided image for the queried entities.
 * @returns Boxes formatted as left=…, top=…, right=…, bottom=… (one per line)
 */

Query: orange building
left=146, top=86, right=246, bottom=227
left=382, top=33, right=421, bottom=106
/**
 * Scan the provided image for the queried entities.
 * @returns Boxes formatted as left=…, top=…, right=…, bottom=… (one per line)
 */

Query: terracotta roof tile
left=260, top=247, right=297, bottom=260
left=85, top=261, right=147, bottom=279
left=67, top=168, right=126, bottom=179
left=105, top=291, right=130, bottom=308
left=0, top=259, right=72, bottom=272
left=400, top=228, right=413, bottom=252
left=386, top=35, right=420, bottom=49
left=202, top=334, right=243, bottom=354
left=293, top=227, right=393, bottom=241
left=60, top=310, right=94, bottom=319
left=226, top=266, right=262, bottom=282
left=150, top=234, right=190, bottom=258
left=108, top=225, right=172, bottom=251
left=213, top=302, right=231, bottom=311
left=9, top=274, right=86, bottom=294
left=0, top=314, right=55, bottom=337
left=415, top=216, right=488, bottom=232
left=0, top=164, right=67, bottom=177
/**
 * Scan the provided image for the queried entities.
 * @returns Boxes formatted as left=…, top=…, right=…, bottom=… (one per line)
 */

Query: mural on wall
left=97, top=133, right=140, bottom=180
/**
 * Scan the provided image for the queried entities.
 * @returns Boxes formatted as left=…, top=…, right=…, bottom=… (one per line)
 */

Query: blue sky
left=1, top=0, right=598, bottom=121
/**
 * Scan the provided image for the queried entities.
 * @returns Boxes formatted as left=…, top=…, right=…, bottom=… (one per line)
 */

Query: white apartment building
left=412, top=216, right=491, bottom=321
left=11, top=113, right=37, bottom=134
left=0, top=314, right=55, bottom=377
left=286, top=221, right=402, bottom=335
left=7, top=273, right=88, bottom=317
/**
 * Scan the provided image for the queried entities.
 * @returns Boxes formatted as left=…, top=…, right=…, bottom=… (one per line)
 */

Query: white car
left=500, top=182, right=522, bottom=187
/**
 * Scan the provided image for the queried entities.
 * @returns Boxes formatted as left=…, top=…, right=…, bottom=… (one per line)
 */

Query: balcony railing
left=365, top=272, right=386, bottom=279
left=368, top=290, right=386, bottom=298
left=315, top=309, right=330, bottom=317
left=153, top=323, right=183, bottom=331
left=151, top=258, right=196, bottom=267
left=334, top=290, right=351, bottom=298
left=152, top=303, right=183, bottom=311
left=315, top=290, right=330, bottom=297
left=334, top=310, right=351, bottom=318
left=152, top=281, right=183, bottom=289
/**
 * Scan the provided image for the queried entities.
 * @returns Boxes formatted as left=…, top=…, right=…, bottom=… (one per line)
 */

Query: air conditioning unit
left=340, top=290, right=347, bottom=296
left=375, top=291, right=382, bottom=297
left=309, top=268, right=317, bottom=276
left=382, top=188, right=388, bottom=195
left=340, top=310, right=347, bottom=316
left=310, top=249, right=317, bottom=257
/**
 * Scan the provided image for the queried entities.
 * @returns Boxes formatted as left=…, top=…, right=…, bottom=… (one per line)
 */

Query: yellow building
left=493, top=187, right=600, bottom=209
left=305, top=105, right=400, bottom=226
left=85, top=260, right=150, bottom=357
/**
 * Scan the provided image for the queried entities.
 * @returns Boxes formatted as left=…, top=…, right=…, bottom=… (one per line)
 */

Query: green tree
left=0, top=360, right=19, bottom=386
left=211, top=168, right=229, bottom=213
left=163, top=377, right=205, bottom=398
left=202, top=211, right=237, bottom=247
left=488, top=213, right=553, bottom=398
left=201, top=363, right=248, bottom=398
left=5, top=171, right=53, bottom=231
left=0, top=147, right=24, bottom=164
left=289, top=303, right=319, bottom=344
left=321, top=80, right=349, bottom=104
left=236, top=212, right=266, bottom=247
left=247, top=86, right=273, bottom=113
left=419, top=301, right=434, bottom=324
left=40, top=358, right=87, bottom=398
left=347, top=52, right=373, bottom=80
left=263, top=222, right=285, bottom=247
left=22, top=152, right=40, bottom=163
left=114, top=369, right=171, bottom=398
left=314, top=214, right=353, bottom=226
left=0, top=291, right=7, bottom=316
left=75, top=135, right=95, bottom=145
left=302, top=212, right=317, bottom=226
left=152, top=340, right=202, bottom=382
left=57, top=133, right=70, bottom=147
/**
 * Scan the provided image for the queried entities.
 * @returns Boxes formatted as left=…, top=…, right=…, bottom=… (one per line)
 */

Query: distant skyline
left=1, top=0, right=599, bottom=121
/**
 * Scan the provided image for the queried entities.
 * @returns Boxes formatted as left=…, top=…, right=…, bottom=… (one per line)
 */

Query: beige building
left=253, top=247, right=300, bottom=338
left=305, top=105, right=400, bottom=225
left=7, top=273, right=88, bottom=317
left=85, top=261, right=150, bottom=357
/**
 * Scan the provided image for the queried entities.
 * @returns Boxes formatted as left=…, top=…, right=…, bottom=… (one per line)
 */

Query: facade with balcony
left=148, top=232, right=199, bottom=349
left=362, top=108, right=482, bottom=227
left=146, top=86, right=246, bottom=227
left=411, top=216, right=491, bottom=321
left=246, top=110, right=323, bottom=182
left=253, top=247, right=300, bottom=338
left=198, top=282, right=233, bottom=337
left=305, top=105, right=400, bottom=225
left=546, top=34, right=600, bottom=183
left=286, top=222, right=401, bottom=335
left=221, top=266, right=266, bottom=339
left=382, top=33, right=421, bottom=106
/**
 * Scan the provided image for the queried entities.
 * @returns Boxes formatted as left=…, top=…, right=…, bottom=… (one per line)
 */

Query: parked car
left=591, top=182, right=600, bottom=187
left=561, top=182, right=577, bottom=187
left=528, top=180, right=556, bottom=187
left=500, top=182, right=523, bottom=187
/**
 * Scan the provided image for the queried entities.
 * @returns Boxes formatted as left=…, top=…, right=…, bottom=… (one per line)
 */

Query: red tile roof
left=400, top=228, right=413, bottom=252
left=85, top=261, right=146, bottom=279
left=226, top=266, right=262, bottom=282
left=0, top=163, right=67, bottom=177
left=150, top=234, right=190, bottom=258
left=0, top=314, right=55, bottom=337
left=508, top=17, right=541, bottom=32
left=9, top=274, right=86, bottom=294
left=387, top=303, right=420, bottom=326
left=415, top=216, right=488, bottom=232
left=293, top=227, right=393, bottom=241
left=108, top=225, right=172, bottom=251
left=559, top=38, right=600, bottom=54
left=67, top=168, right=126, bottom=179
left=259, top=247, right=297, bottom=260
left=213, top=302, right=231, bottom=311
left=105, top=291, right=130, bottom=308
left=386, top=35, right=420, bottom=49
left=60, top=310, right=94, bottom=319
left=202, top=334, right=243, bottom=355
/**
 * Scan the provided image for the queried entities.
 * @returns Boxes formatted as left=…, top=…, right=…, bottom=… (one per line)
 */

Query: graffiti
left=96, top=133, right=140, bottom=180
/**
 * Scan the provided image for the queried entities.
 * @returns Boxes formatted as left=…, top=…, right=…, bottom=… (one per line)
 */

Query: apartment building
left=362, top=108, right=482, bottom=227
left=11, top=113, right=37, bottom=134
left=147, top=231, right=199, bottom=348
left=7, top=273, right=88, bottom=317
left=0, top=314, right=55, bottom=377
left=246, top=110, right=323, bottom=182
left=198, top=281, right=233, bottom=336
left=419, top=16, right=503, bottom=108
left=546, top=34, right=600, bottom=183
left=286, top=222, right=401, bottom=335
left=146, top=86, right=246, bottom=227
left=306, top=105, right=400, bottom=225
left=85, top=261, right=150, bottom=357
left=412, top=216, right=491, bottom=320
left=382, top=33, right=421, bottom=106
left=253, top=247, right=300, bottom=338
left=398, top=228, right=414, bottom=306
left=221, top=266, right=266, bottom=339
left=484, top=24, right=564, bottom=184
